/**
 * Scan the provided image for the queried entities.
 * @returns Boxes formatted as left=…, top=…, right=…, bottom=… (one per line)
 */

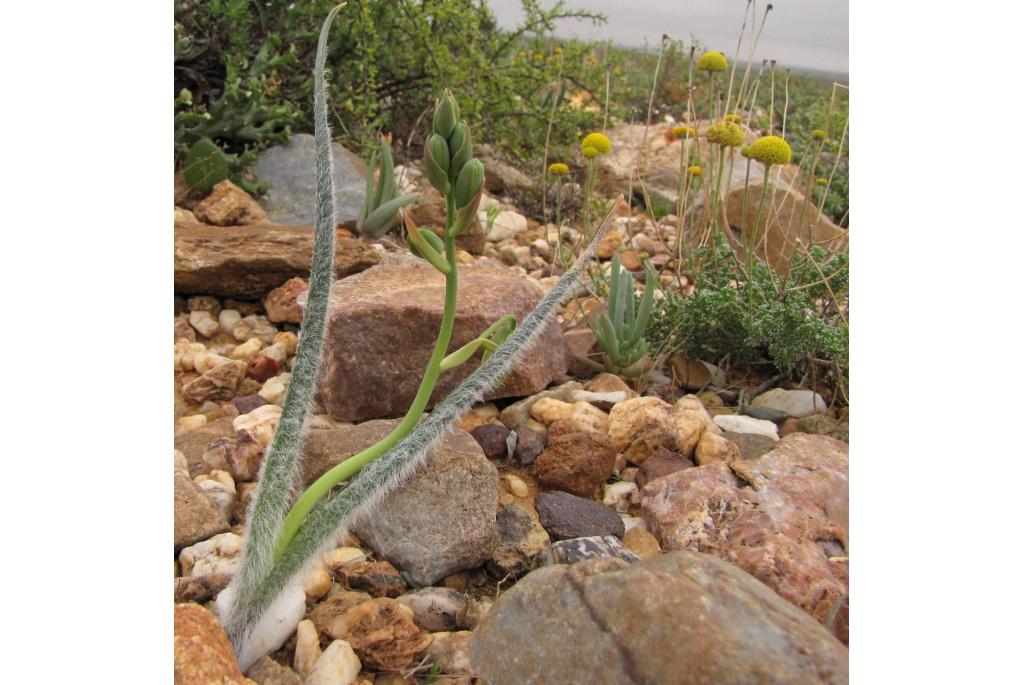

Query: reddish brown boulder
left=174, top=603, right=254, bottom=684
left=532, top=432, right=616, bottom=498
left=641, top=434, right=849, bottom=642
left=317, top=264, right=570, bottom=422
left=174, top=223, right=379, bottom=298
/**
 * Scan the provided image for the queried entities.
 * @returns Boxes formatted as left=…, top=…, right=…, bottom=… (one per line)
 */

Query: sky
left=486, top=0, right=849, bottom=75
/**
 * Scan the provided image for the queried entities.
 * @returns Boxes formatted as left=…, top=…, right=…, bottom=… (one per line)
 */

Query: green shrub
left=646, top=238, right=848, bottom=381
left=174, top=0, right=606, bottom=162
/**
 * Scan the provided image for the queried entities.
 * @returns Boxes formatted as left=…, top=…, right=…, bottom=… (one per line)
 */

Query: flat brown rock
left=317, top=263, right=570, bottom=422
left=174, top=223, right=379, bottom=298
left=641, top=434, right=849, bottom=642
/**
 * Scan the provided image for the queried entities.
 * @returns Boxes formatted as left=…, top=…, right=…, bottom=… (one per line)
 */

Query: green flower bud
left=424, top=133, right=451, bottom=193
left=454, top=158, right=484, bottom=209
left=433, top=89, right=459, bottom=138
left=448, top=122, right=473, bottom=179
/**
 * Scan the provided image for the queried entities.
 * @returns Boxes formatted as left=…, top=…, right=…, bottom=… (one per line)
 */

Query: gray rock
left=331, top=421, right=500, bottom=586
left=251, top=133, right=367, bottom=225
left=174, top=469, right=229, bottom=549
left=470, top=552, right=849, bottom=685
left=723, top=430, right=778, bottom=460
left=535, top=491, right=624, bottom=540
left=539, top=535, right=640, bottom=566
left=512, top=426, right=546, bottom=465
left=742, top=404, right=791, bottom=423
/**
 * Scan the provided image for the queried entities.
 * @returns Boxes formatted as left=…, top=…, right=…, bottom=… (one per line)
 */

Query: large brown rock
left=302, top=420, right=500, bottom=586
left=641, top=434, right=849, bottom=642
left=470, top=552, right=848, bottom=684
left=174, top=223, right=379, bottom=298
left=174, top=603, right=255, bottom=684
left=317, top=264, right=570, bottom=422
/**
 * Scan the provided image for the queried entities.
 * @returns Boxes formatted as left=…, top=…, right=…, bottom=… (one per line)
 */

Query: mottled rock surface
left=193, top=179, right=268, bottom=226
left=174, top=468, right=229, bottom=549
left=174, top=603, right=255, bottom=684
left=470, top=552, right=848, bottom=684
left=174, top=223, right=379, bottom=298
left=305, top=420, right=500, bottom=586
left=642, top=434, right=850, bottom=642
left=317, top=264, right=570, bottom=422
left=532, top=432, right=616, bottom=498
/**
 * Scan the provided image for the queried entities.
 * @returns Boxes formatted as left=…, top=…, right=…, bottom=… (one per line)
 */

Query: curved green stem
left=274, top=193, right=461, bottom=558
left=747, top=164, right=773, bottom=319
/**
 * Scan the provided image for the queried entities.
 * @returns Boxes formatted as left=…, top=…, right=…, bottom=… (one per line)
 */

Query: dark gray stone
left=512, top=426, right=546, bottom=465
left=470, top=552, right=849, bottom=685
left=251, top=134, right=367, bottom=225
left=743, top=404, right=792, bottom=423
left=535, top=491, right=624, bottom=540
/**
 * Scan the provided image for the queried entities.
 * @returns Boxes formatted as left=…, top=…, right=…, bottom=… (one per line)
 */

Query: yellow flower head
left=812, top=129, right=826, bottom=141
left=582, top=146, right=598, bottom=159
left=740, top=146, right=752, bottom=158
left=816, top=177, right=827, bottom=186
left=725, top=113, right=743, bottom=123
left=706, top=121, right=744, bottom=147
left=548, top=162, right=569, bottom=176
left=581, top=132, right=612, bottom=155
left=696, top=50, right=728, bottom=72
left=749, top=135, right=793, bottom=165
left=687, top=165, right=703, bottom=176
left=671, top=125, right=696, bottom=140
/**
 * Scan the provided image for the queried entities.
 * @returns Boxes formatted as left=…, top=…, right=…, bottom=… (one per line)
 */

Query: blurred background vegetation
left=174, top=0, right=848, bottom=225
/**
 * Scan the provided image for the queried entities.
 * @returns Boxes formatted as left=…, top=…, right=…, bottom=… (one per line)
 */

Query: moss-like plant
left=218, top=5, right=615, bottom=669
left=356, top=135, right=421, bottom=237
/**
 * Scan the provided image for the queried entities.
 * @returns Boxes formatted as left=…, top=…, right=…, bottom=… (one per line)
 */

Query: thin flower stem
left=275, top=191, right=461, bottom=558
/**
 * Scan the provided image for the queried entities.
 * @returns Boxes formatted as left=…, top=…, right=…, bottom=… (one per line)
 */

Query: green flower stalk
left=747, top=134, right=792, bottom=311
left=580, top=132, right=612, bottom=236
left=549, top=162, right=570, bottom=267
left=698, top=51, right=728, bottom=120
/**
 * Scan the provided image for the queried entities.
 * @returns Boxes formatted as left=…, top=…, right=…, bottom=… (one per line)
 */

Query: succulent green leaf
left=360, top=193, right=421, bottom=237
left=183, top=138, right=229, bottom=193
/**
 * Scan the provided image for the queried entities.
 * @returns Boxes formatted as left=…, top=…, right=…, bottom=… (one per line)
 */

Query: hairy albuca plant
left=217, top=5, right=615, bottom=669
left=356, top=134, right=421, bottom=237
left=591, top=253, right=657, bottom=377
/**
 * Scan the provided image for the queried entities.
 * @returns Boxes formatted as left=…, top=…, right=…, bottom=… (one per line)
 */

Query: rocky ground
left=174, top=128, right=850, bottom=684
